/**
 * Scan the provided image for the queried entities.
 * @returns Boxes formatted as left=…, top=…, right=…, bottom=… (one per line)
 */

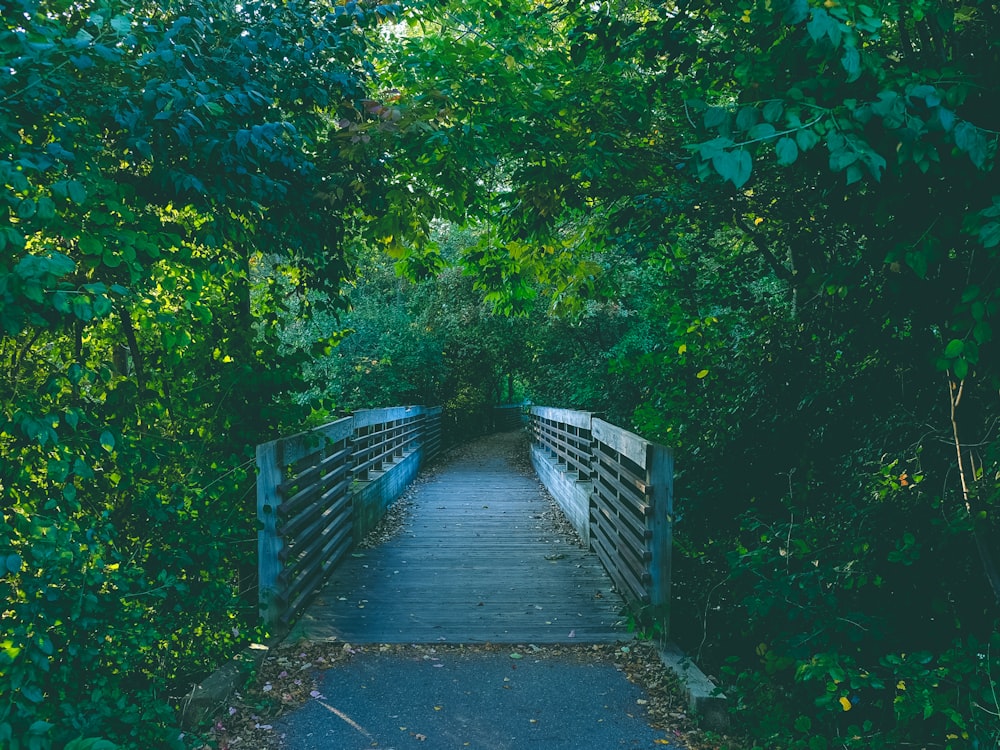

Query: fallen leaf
left=509, top=652, right=523, bottom=659
left=415, top=733, right=427, bottom=741
left=434, top=706, right=442, bottom=711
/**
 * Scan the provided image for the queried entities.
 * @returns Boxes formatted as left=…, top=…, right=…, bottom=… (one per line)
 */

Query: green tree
left=0, top=0, right=391, bottom=746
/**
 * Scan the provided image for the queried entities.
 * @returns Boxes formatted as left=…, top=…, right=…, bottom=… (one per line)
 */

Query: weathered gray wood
left=279, top=417, right=354, bottom=468
left=531, top=405, right=592, bottom=429
left=258, top=405, right=444, bottom=629
left=646, top=442, right=674, bottom=629
left=292, top=432, right=625, bottom=644
left=352, top=405, right=420, bottom=429
left=592, top=418, right=649, bottom=468
left=256, top=440, right=284, bottom=627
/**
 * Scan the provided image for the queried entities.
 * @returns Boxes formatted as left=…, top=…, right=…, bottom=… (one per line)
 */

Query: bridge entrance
left=289, top=431, right=626, bottom=644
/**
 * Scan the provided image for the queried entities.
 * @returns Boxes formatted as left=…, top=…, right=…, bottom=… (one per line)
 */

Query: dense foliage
left=1, top=0, right=390, bottom=746
left=287, top=229, right=530, bottom=437
left=4, top=0, right=1000, bottom=747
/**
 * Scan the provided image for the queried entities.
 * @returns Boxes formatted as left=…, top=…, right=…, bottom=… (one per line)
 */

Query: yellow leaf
left=655, top=741, right=671, bottom=745
left=678, top=344, right=687, bottom=355
left=696, top=369, right=709, bottom=379
left=434, top=706, right=442, bottom=711
left=839, top=696, right=852, bottom=711
left=754, top=216, right=764, bottom=226
left=896, top=680, right=906, bottom=691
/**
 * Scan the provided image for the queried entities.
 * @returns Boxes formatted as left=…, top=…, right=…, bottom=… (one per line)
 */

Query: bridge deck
left=291, top=431, right=626, bottom=644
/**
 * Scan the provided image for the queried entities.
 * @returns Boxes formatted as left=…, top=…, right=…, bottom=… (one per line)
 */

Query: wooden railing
left=492, top=403, right=527, bottom=432
left=257, top=405, right=441, bottom=628
left=529, top=406, right=673, bottom=627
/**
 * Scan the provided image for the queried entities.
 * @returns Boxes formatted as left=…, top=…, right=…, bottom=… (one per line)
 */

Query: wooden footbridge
left=257, top=405, right=673, bottom=644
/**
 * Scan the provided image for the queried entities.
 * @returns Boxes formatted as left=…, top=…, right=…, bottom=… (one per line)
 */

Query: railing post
left=256, top=439, right=284, bottom=629
left=646, top=442, right=674, bottom=635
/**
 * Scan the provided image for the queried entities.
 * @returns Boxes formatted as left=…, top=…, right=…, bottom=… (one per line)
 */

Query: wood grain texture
left=292, top=432, right=626, bottom=644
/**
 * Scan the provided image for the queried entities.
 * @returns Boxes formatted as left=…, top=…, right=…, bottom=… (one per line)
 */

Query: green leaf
left=36, top=197, right=56, bottom=220
left=735, top=106, right=758, bottom=132
left=944, top=339, right=964, bottom=358
left=696, top=369, right=709, bottom=379
left=110, top=15, right=131, bottom=35
left=5, top=553, right=22, bottom=574
left=973, top=321, right=992, bottom=344
left=17, top=199, right=37, bottom=219
left=762, top=100, right=784, bottom=123
left=748, top=123, right=776, bottom=141
left=841, top=46, right=861, bottom=82
left=953, top=358, right=969, bottom=380
left=954, top=122, right=988, bottom=168
left=100, top=430, right=116, bottom=452
left=712, top=150, right=752, bottom=188
left=704, top=107, right=727, bottom=128
left=67, top=180, right=88, bottom=205
left=79, top=236, right=103, bottom=255
left=979, top=222, right=1000, bottom=248
left=775, top=137, right=798, bottom=166
left=795, top=128, right=820, bottom=152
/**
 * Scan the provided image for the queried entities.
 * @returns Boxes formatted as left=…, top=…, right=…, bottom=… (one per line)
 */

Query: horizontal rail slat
left=592, top=418, right=649, bottom=469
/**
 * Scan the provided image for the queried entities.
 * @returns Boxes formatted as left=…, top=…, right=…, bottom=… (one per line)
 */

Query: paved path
left=291, top=431, right=625, bottom=644
left=277, top=647, right=680, bottom=749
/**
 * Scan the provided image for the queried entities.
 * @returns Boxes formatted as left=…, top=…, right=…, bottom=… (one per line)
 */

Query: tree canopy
left=3, top=0, right=1000, bottom=747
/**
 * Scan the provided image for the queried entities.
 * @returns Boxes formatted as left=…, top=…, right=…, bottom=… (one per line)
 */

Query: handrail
left=528, top=406, right=673, bottom=630
left=256, top=405, right=442, bottom=628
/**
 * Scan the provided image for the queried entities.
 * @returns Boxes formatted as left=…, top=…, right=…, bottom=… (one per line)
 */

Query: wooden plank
left=590, top=524, right=650, bottom=605
left=352, top=406, right=420, bottom=429
left=592, top=418, right=649, bottom=468
left=292, top=431, right=625, bottom=644
left=594, top=460, right=650, bottom=518
left=646, top=442, right=674, bottom=625
left=257, top=440, right=285, bottom=627
left=279, top=417, right=353, bottom=468
left=530, top=405, right=592, bottom=429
